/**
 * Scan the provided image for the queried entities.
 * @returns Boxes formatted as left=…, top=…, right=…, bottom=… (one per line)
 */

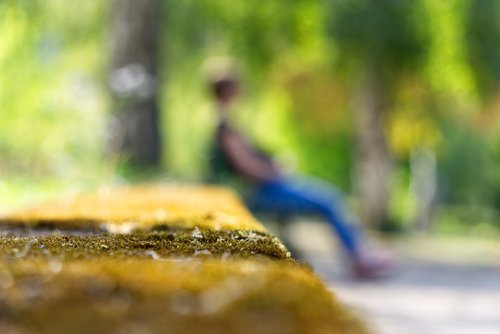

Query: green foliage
left=0, top=1, right=107, bottom=177
left=165, top=0, right=309, bottom=73
left=326, top=0, right=429, bottom=80
left=434, top=205, right=500, bottom=238
left=465, top=0, right=500, bottom=98
left=437, top=117, right=496, bottom=205
left=423, top=0, right=477, bottom=100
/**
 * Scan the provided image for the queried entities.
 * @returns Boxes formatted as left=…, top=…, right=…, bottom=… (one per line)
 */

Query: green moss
left=0, top=228, right=291, bottom=261
left=0, top=258, right=367, bottom=334
left=1, top=185, right=266, bottom=232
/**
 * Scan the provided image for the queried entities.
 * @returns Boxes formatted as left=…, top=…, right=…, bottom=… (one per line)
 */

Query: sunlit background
left=2, top=0, right=499, bottom=236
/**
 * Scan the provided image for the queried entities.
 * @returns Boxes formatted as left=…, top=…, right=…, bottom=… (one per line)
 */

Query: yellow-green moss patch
left=0, top=184, right=368, bottom=333
left=0, top=258, right=366, bottom=334
left=1, top=185, right=264, bottom=232
left=0, top=229, right=291, bottom=260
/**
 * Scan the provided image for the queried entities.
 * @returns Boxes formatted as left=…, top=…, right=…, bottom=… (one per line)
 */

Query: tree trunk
left=410, top=147, right=436, bottom=232
left=108, top=0, right=162, bottom=167
left=353, top=67, right=392, bottom=228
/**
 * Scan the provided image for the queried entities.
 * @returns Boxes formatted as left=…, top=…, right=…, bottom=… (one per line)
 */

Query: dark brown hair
left=211, top=78, right=238, bottom=100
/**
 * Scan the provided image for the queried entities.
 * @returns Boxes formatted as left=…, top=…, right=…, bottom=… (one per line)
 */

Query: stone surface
left=0, top=185, right=366, bottom=334
left=1, top=185, right=264, bottom=232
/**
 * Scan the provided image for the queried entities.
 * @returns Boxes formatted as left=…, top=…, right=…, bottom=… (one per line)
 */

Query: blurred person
left=205, top=62, right=392, bottom=279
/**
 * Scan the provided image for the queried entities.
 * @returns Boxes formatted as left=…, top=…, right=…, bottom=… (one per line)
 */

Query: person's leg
left=248, top=179, right=360, bottom=259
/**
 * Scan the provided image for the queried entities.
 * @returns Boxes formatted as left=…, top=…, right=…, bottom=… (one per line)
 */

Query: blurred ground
left=268, top=220, right=500, bottom=334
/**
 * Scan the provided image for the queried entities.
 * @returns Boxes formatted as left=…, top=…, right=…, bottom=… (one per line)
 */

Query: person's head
left=203, top=57, right=240, bottom=105
left=211, top=76, right=239, bottom=104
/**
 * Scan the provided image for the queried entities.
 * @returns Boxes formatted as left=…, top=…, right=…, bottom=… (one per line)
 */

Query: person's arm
left=220, top=129, right=282, bottom=182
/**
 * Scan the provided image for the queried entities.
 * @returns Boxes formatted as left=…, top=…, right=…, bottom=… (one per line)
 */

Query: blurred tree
left=465, top=0, right=500, bottom=101
left=108, top=0, right=162, bottom=167
left=462, top=0, right=500, bottom=207
left=326, top=0, right=429, bottom=228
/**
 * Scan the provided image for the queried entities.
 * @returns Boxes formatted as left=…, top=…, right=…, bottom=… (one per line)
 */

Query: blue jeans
left=247, top=177, right=360, bottom=258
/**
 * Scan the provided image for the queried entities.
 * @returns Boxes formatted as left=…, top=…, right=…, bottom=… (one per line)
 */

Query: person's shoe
left=352, top=252, right=394, bottom=279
